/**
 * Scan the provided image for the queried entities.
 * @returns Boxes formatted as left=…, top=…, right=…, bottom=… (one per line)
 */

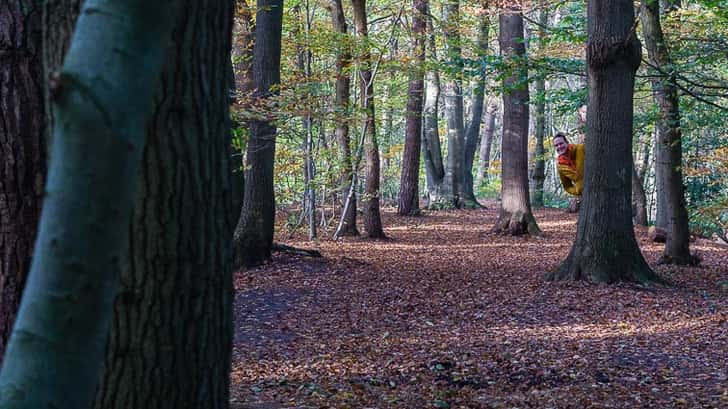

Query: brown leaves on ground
left=231, top=203, right=728, bottom=408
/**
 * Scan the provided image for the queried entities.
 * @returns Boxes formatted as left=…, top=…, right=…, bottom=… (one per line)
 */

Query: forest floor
left=231, top=202, right=728, bottom=409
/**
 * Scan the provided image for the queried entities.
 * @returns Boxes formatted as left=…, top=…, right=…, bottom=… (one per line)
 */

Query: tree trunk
left=461, top=11, right=489, bottom=208
left=329, top=0, right=358, bottom=235
left=441, top=0, right=465, bottom=208
left=640, top=0, right=694, bottom=265
left=397, top=0, right=426, bottom=216
left=492, top=9, right=540, bottom=235
left=233, top=0, right=283, bottom=267
left=477, top=100, right=497, bottom=185
left=351, top=0, right=385, bottom=238
left=632, top=163, right=648, bottom=226
left=547, top=0, right=663, bottom=283
left=0, top=0, right=46, bottom=365
left=0, top=1, right=178, bottom=407
left=530, top=3, right=548, bottom=208
left=422, top=5, right=445, bottom=206
left=93, top=2, right=234, bottom=407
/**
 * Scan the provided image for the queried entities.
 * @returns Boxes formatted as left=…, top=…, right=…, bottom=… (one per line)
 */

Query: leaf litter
left=231, top=204, right=727, bottom=408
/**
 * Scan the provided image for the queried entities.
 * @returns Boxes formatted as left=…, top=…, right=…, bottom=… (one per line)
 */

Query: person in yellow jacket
left=553, top=132, right=585, bottom=196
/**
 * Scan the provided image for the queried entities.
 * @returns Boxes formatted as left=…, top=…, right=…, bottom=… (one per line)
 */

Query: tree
left=351, top=0, right=385, bottom=238
left=442, top=0, right=465, bottom=208
left=0, top=0, right=46, bottom=364
left=492, top=5, right=540, bottom=235
left=530, top=2, right=548, bottom=208
left=422, top=4, right=445, bottom=206
left=233, top=0, right=284, bottom=267
left=397, top=0, right=427, bottom=216
left=547, top=0, right=663, bottom=283
left=329, top=0, right=359, bottom=235
left=0, top=0, right=179, bottom=406
left=461, top=8, right=490, bottom=208
left=92, top=1, right=234, bottom=408
left=640, top=0, right=695, bottom=265
left=477, top=100, right=498, bottom=185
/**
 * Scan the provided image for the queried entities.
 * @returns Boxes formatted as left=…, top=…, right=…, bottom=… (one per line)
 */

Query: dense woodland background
left=0, top=0, right=726, bottom=408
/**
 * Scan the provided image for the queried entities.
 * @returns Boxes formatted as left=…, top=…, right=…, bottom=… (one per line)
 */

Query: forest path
left=232, top=204, right=727, bottom=408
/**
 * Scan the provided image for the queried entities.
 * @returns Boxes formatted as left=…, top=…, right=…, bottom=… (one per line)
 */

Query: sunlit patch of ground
left=231, top=203, right=727, bottom=408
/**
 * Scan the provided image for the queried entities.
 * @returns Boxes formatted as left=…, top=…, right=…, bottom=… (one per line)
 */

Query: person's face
left=554, top=137, right=569, bottom=156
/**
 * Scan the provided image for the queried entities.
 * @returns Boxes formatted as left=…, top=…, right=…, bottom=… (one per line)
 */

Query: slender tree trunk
left=442, top=0, right=465, bottom=208
left=530, top=3, right=548, bottom=207
left=422, top=3, right=445, bottom=206
left=329, top=0, right=358, bottom=235
left=461, top=10, right=489, bottom=208
left=0, top=1, right=178, bottom=407
left=547, top=0, right=663, bottom=283
left=477, top=100, right=498, bottom=185
left=492, top=8, right=540, bottom=235
left=233, top=0, right=283, bottom=266
left=397, top=0, right=427, bottom=216
left=640, top=0, right=694, bottom=265
left=92, top=1, right=234, bottom=408
left=632, top=163, right=648, bottom=226
left=351, top=0, right=385, bottom=238
left=0, top=0, right=46, bottom=364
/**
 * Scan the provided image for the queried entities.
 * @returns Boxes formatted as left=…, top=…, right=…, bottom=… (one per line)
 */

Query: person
left=553, top=132, right=585, bottom=196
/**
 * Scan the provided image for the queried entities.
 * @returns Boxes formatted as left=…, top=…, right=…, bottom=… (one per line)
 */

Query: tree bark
left=351, top=0, right=385, bottom=238
left=640, top=0, right=694, bottom=265
left=233, top=0, right=283, bottom=267
left=441, top=0, right=465, bottom=208
left=530, top=3, right=548, bottom=208
left=632, top=162, right=648, bottom=226
left=492, top=8, right=540, bottom=235
left=422, top=5, right=445, bottom=206
left=547, top=0, right=663, bottom=283
left=0, top=1, right=179, bottom=407
left=0, top=0, right=46, bottom=365
left=329, top=0, right=358, bottom=235
left=92, top=1, right=234, bottom=408
left=461, top=10, right=489, bottom=208
left=397, top=0, right=427, bottom=216
left=477, top=100, right=498, bottom=185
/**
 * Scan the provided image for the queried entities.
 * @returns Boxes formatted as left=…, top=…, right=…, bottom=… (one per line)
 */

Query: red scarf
left=558, top=145, right=576, bottom=170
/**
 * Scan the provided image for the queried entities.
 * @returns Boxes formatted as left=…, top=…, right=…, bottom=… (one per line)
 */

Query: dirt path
left=231, top=206, right=727, bottom=408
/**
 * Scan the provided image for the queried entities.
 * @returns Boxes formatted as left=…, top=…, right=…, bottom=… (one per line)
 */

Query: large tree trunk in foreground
left=0, top=0, right=46, bottom=364
left=530, top=3, right=548, bottom=208
left=422, top=5, right=445, bottom=206
left=547, top=0, right=663, bottom=284
left=477, top=100, right=497, bottom=185
left=330, top=0, right=358, bottom=234
left=93, top=1, right=234, bottom=408
left=351, top=0, right=385, bottom=238
left=461, top=11, right=489, bottom=208
left=492, top=9, right=540, bottom=235
left=233, top=0, right=283, bottom=267
left=640, top=0, right=694, bottom=265
left=0, top=1, right=178, bottom=407
left=441, top=0, right=465, bottom=208
left=397, top=0, right=427, bottom=216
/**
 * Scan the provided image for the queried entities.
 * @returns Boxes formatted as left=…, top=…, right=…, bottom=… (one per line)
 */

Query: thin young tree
left=442, top=0, right=465, bottom=208
left=92, top=1, right=234, bottom=408
left=0, top=0, right=179, bottom=407
left=422, top=2, right=445, bottom=206
left=461, top=6, right=490, bottom=208
left=329, top=0, right=359, bottom=235
left=397, top=0, right=427, bottom=216
left=492, top=4, right=540, bottom=235
left=0, top=0, right=46, bottom=364
left=477, top=100, right=498, bottom=185
left=233, top=0, right=284, bottom=266
left=530, top=2, right=548, bottom=207
left=351, top=0, right=385, bottom=238
left=547, top=0, right=664, bottom=283
left=640, top=0, right=695, bottom=265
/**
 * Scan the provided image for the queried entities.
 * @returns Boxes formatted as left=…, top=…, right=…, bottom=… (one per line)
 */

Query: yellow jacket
left=557, top=143, right=585, bottom=196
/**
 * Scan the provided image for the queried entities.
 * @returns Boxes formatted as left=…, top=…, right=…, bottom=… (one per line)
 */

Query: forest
left=0, top=0, right=726, bottom=408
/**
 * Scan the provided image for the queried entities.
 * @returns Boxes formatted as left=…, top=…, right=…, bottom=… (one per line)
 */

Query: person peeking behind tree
left=553, top=132, right=585, bottom=196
